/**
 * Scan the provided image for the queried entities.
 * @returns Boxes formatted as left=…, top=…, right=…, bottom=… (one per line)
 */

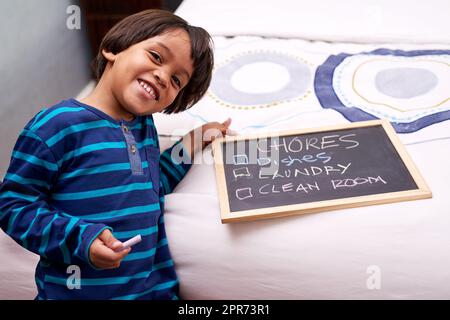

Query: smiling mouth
left=138, top=79, right=160, bottom=101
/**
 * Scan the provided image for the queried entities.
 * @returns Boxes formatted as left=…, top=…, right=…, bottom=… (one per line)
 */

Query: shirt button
left=130, top=145, right=137, bottom=154
left=122, top=125, right=129, bottom=133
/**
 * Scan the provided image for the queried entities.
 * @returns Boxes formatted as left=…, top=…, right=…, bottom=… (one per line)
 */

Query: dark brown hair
left=93, top=9, right=214, bottom=114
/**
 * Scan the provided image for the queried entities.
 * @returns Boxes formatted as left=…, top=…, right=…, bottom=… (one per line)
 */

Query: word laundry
left=258, top=163, right=352, bottom=179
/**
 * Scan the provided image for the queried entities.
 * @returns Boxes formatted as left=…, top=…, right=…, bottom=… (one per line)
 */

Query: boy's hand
left=201, top=118, right=234, bottom=148
left=89, top=229, right=131, bottom=269
left=182, top=118, right=235, bottom=159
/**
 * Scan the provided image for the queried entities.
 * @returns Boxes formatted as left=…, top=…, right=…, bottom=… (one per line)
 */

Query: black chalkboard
left=213, top=120, right=431, bottom=223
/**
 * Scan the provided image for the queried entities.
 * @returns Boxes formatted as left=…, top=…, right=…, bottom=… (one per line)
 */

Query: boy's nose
left=153, top=69, right=169, bottom=88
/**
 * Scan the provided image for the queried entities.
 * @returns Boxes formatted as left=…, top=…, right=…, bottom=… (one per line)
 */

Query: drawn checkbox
left=233, top=154, right=248, bottom=165
left=233, top=167, right=251, bottom=179
left=235, top=187, right=253, bottom=200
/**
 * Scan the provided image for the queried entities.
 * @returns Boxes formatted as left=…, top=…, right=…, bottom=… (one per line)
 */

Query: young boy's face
left=103, top=28, right=194, bottom=117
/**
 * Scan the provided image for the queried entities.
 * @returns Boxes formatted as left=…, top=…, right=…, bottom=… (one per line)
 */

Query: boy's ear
left=102, top=49, right=117, bottom=62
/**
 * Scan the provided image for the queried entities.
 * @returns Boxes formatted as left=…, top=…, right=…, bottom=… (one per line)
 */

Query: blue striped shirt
left=0, top=99, right=191, bottom=300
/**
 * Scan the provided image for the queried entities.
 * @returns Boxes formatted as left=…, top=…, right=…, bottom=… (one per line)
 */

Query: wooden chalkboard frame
left=212, top=120, right=432, bottom=223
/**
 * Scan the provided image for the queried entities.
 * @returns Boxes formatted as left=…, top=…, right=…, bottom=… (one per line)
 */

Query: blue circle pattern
left=314, top=48, right=450, bottom=133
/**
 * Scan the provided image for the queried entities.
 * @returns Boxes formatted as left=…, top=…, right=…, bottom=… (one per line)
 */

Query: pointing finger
left=222, top=118, right=232, bottom=128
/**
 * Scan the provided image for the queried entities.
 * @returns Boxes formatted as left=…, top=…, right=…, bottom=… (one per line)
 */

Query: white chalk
left=115, top=234, right=142, bottom=252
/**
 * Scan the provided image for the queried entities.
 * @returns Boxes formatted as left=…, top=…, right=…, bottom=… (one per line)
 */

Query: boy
left=0, top=9, right=230, bottom=299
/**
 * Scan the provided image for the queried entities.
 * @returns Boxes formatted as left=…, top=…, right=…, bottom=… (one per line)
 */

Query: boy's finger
left=94, top=244, right=131, bottom=264
left=95, top=258, right=121, bottom=270
left=222, top=118, right=232, bottom=128
left=117, top=247, right=131, bottom=260
left=98, top=229, right=123, bottom=249
left=111, top=241, right=124, bottom=251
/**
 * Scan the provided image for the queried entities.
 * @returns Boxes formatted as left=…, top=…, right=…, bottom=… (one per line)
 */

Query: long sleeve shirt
left=0, top=98, right=191, bottom=299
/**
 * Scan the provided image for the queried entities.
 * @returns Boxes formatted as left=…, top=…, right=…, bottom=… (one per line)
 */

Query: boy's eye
left=150, top=51, right=162, bottom=62
left=172, top=76, right=181, bottom=88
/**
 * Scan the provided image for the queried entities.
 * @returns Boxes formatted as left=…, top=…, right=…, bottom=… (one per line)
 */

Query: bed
left=1, top=0, right=450, bottom=299
left=156, top=0, right=450, bottom=299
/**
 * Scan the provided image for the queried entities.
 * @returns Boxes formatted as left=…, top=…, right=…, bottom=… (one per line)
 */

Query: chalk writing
left=220, top=125, right=418, bottom=213
left=331, top=176, right=387, bottom=189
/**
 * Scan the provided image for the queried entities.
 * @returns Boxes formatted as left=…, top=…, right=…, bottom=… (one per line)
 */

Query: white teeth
left=138, top=80, right=157, bottom=100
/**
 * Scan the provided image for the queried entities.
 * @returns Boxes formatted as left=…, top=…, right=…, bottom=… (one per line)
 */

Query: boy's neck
left=80, top=79, right=135, bottom=122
